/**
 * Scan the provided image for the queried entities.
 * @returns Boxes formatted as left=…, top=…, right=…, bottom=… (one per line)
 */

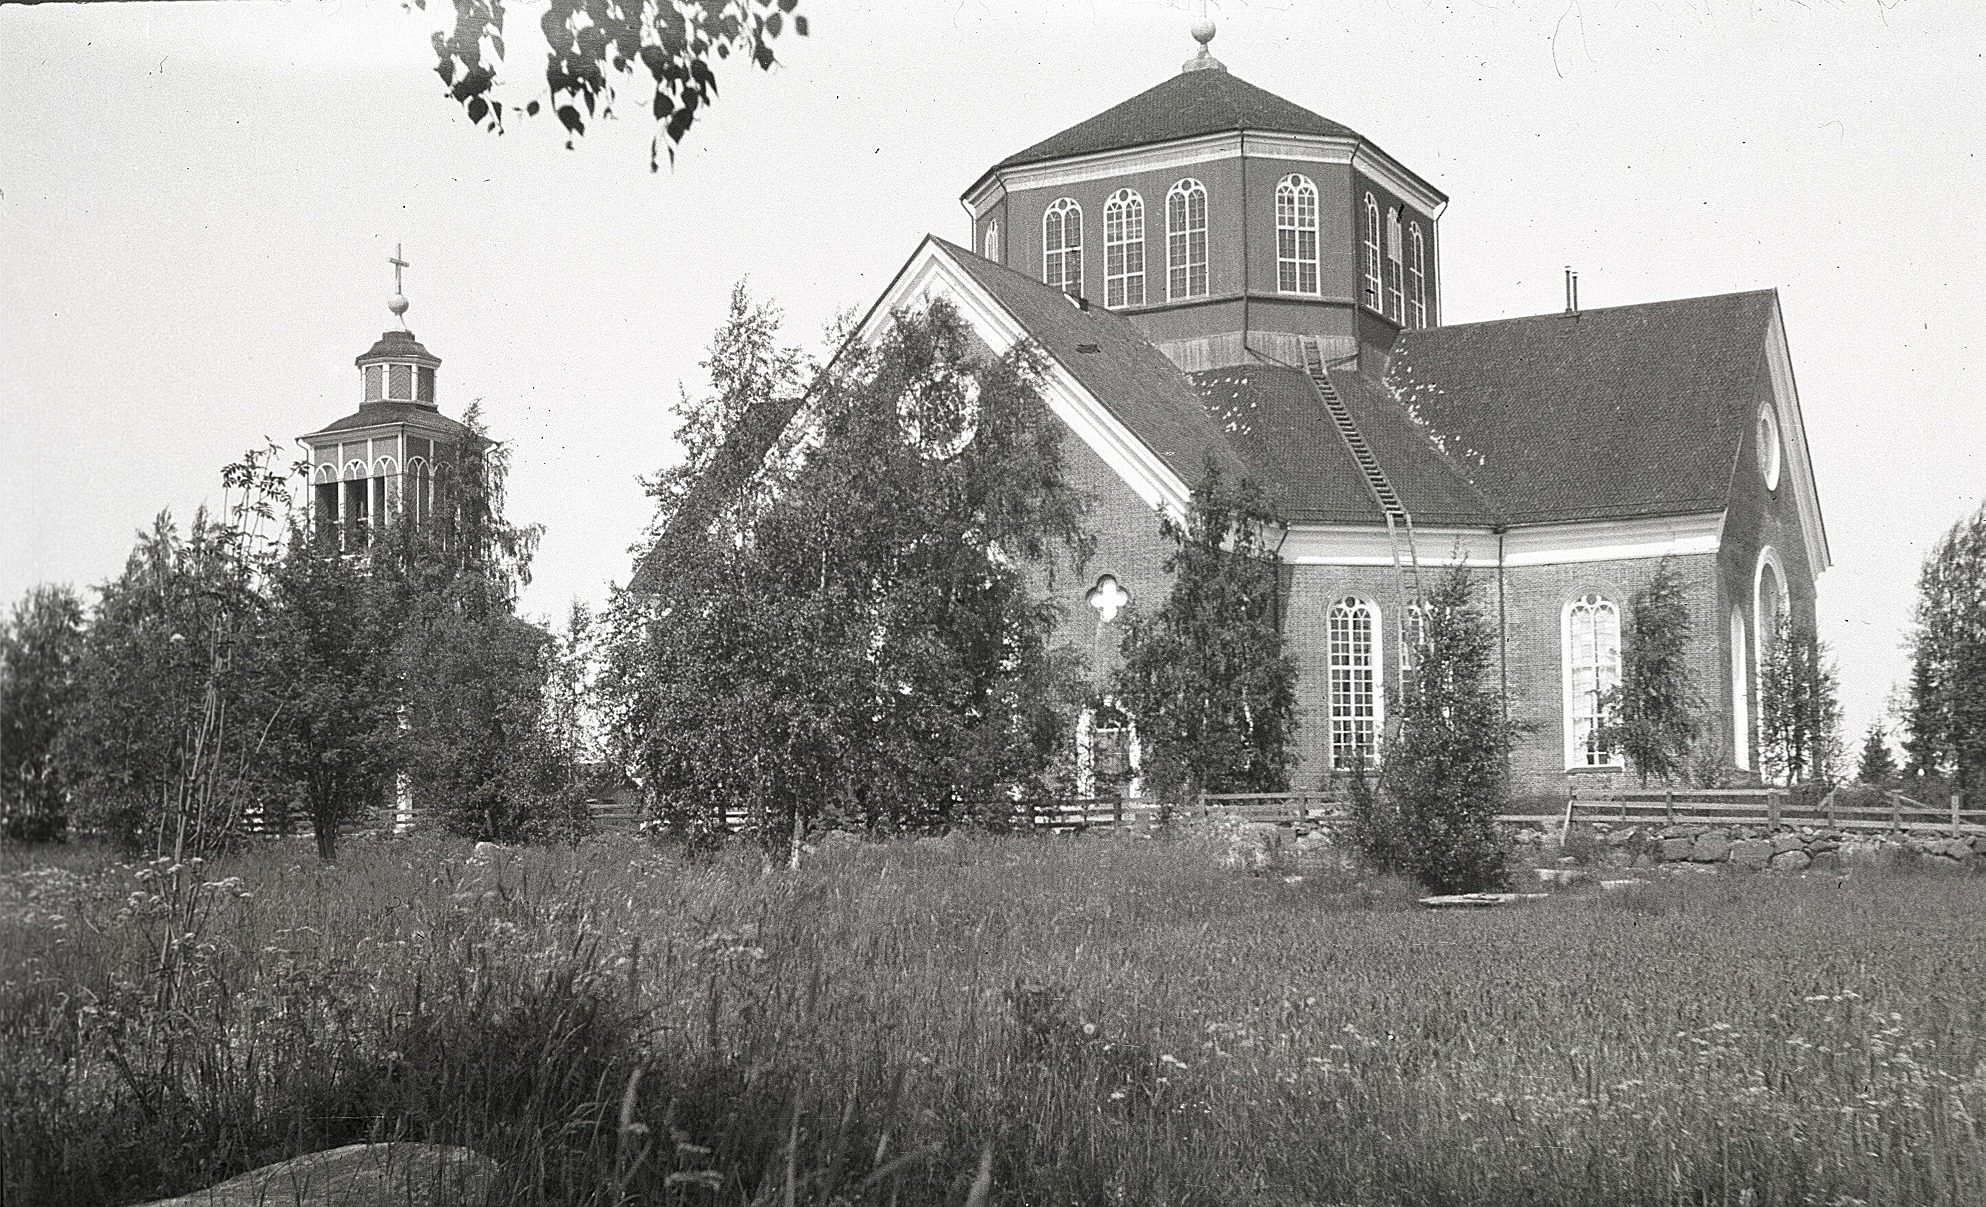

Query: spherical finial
left=1183, top=14, right=1224, bottom=72
left=388, top=293, right=409, bottom=318
left=1192, top=17, right=1216, bottom=46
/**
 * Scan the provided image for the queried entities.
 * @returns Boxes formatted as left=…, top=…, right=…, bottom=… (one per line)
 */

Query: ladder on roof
left=1299, top=338, right=1425, bottom=735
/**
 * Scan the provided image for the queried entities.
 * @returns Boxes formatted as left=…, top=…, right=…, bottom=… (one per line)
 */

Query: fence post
left=1954, top=793, right=1964, bottom=839
left=1889, top=790, right=1901, bottom=834
left=1826, top=788, right=1837, bottom=826
left=1767, top=789, right=1780, bottom=832
left=1114, top=796, right=1124, bottom=830
left=1665, top=789, right=1674, bottom=827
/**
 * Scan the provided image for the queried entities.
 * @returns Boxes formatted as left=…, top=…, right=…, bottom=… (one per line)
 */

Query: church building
left=836, top=24, right=1828, bottom=796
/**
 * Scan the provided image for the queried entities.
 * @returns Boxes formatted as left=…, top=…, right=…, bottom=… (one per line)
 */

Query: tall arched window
left=1042, top=199, right=1083, bottom=294
left=1166, top=179, right=1208, bottom=300
left=1754, top=547, right=1788, bottom=690
left=406, top=457, right=431, bottom=526
left=1275, top=174, right=1320, bottom=294
left=1406, top=224, right=1428, bottom=328
left=1730, top=606, right=1751, bottom=771
left=1103, top=189, right=1146, bottom=308
left=1361, top=193, right=1383, bottom=310
left=982, top=219, right=1001, bottom=263
left=1385, top=207, right=1405, bottom=321
left=1329, top=597, right=1382, bottom=769
left=1563, top=594, right=1622, bottom=768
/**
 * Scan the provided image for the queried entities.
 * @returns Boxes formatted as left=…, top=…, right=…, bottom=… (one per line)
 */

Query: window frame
left=1274, top=174, right=1320, bottom=295
left=1103, top=188, right=1146, bottom=308
left=1328, top=596, right=1384, bottom=771
left=1385, top=207, right=1405, bottom=321
left=1562, top=593, right=1623, bottom=769
left=982, top=219, right=1001, bottom=263
left=1361, top=193, right=1383, bottom=311
left=1166, top=178, right=1209, bottom=301
left=1730, top=605, right=1751, bottom=771
left=1042, top=199, right=1083, bottom=295
left=1406, top=224, right=1428, bottom=328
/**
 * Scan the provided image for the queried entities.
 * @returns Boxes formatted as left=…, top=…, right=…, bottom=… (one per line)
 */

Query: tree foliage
left=1903, top=502, right=1986, bottom=797
left=1595, top=557, right=1701, bottom=786
left=1365, top=565, right=1512, bottom=895
left=1855, top=722, right=1896, bottom=787
left=604, top=294, right=1092, bottom=842
left=0, top=585, right=86, bottom=842
left=1111, top=462, right=1297, bottom=800
left=428, top=0, right=808, bottom=169
left=1758, top=609, right=1842, bottom=785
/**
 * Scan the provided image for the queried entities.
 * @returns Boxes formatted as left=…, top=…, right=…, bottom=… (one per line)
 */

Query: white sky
left=3, top=0, right=1981, bottom=748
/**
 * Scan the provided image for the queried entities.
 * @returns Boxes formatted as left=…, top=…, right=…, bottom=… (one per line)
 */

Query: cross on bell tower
left=388, top=243, right=412, bottom=329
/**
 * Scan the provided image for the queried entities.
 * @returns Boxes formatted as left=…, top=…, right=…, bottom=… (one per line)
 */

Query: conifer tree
left=1903, top=502, right=1986, bottom=797
left=1855, top=722, right=1896, bottom=786
left=1112, top=461, right=1297, bottom=800
left=1378, top=564, right=1512, bottom=895
left=0, top=585, right=86, bottom=842
left=1596, top=557, right=1701, bottom=786
left=1758, top=610, right=1842, bottom=785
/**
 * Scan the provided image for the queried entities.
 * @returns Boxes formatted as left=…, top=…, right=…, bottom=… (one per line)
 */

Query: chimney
left=1564, top=266, right=1580, bottom=317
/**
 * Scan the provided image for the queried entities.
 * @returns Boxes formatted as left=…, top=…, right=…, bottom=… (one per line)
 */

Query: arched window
left=1075, top=698, right=1141, bottom=800
left=1103, top=189, right=1146, bottom=308
left=1399, top=600, right=1427, bottom=675
left=343, top=459, right=371, bottom=545
left=1166, top=179, right=1208, bottom=300
left=406, top=457, right=431, bottom=526
left=982, top=219, right=1001, bottom=263
left=1564, top=594, right=1622, bottom=768
left=1754, top=547, right=1788, bottom=689
left=1385, top=208, right=1405, bottom=321
left=372, top=456, right=398, bottom=522
left=1274, top=174, right=1320, bottom=295
left=1406, top=224, right=1428, bottom=328
left=1329, top=597, right=1382, bottom=769
left=1361, top=193, right=1383, bottom=310
left=1042, top=199, right=1083, bottom=294
left=1730, top=606, right=1751, bottom=771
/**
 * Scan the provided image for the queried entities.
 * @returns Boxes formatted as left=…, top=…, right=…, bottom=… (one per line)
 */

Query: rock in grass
left=135, top=1143, right=497, bottom=1207
left=1769, top=850, right=1812, bottom=872
left=1729, top=838, right=1774, bottom=870
left=1690, top=834, right=1730, bottom=863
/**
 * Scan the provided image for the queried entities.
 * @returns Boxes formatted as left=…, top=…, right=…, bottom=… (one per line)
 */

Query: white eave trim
left=1280, top=512, right=1724, bottom=567
left=855, top=238, right=1193, bottom=520
left=1762, top=305, right=1832, bottom=576
left=964, top=131, right=1447, bottom=221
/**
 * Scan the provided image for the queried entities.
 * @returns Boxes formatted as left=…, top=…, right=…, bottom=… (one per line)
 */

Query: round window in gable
left=1756, top=406, right=1782, bottom=491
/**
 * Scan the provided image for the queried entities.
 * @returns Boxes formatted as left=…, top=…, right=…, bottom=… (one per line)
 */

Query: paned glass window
left=1042, top=199, right=1083, bottom=294
left=1407, top=225, right=1428, bottom=328
left=1329, top=597, right=1380, bottom=769
left=1166, top=179, right=1208, bottom=300
left=1103, top=189, right=1146, bottom=308
left=1566, top=595, right=1622, bottom=767
left=1361, top=194, right=1383, bottom=310
left=1275, top=175, right=1320, bottom=294
left=1385, top=208, right=1405, bottom=321
left=982, top=220, right=1001, bottom=262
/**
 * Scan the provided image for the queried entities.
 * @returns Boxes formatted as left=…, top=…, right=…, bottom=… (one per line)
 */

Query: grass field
left=2, top=832, right=1982, bottom=1207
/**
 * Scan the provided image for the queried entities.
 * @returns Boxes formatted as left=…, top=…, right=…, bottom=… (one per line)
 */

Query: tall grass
left=2, top=833, right=1982, bottom=1206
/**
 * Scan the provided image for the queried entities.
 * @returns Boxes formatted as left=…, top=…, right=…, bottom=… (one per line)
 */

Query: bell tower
left=299, top=246, right=468, bottom=545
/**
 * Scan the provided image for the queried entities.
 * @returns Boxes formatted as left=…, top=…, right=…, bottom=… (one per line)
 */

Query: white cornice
left=855, top=239, right=1193, bottom=520
left=1280, top=512, right=1724, bottom=568
left=1762, top=304, right=1831, bottom=576
left=964, top=131, right=1447, bottom=221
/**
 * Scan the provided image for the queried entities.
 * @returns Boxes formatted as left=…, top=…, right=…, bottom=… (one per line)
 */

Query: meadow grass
left=2, top=831, right=1982, bottom=1207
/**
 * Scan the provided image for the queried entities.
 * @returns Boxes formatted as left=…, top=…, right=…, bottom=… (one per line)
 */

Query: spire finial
left=1183, top=4, right=1224, bottom=73
left=387, top=242, right=411, bottom=329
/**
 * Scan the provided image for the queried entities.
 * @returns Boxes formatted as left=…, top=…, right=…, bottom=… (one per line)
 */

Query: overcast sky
left=3, top=0, right=1981, bottom=748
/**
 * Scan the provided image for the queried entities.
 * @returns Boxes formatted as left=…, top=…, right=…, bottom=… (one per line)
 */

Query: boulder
left=1660, top=837, right=1695, bottom=862
left=1938, top=838, right=1975, bottom=861
left=1771, top=832, right=1805, bottom=854
left=1768, top=850, right=1812, bottom=872
left=1728, top=838, right=1774, bottom=870
left=1418, top=892, right=1550, bottom=909
left=1690, top=834, right=1731, bottom=863
left=1221, top=823, right=1288, bottom=872
left=1606, top=827, right=1639, bottom=847
left=136, top=1144, right=497, bottom=1207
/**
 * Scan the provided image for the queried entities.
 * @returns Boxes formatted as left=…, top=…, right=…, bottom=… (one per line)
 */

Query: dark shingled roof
left=1386, top=290, right=1778, bottom=525
left=935, top=239, right=1247, bottom=485
left=355, top=329, right=441, bottom=368
left=996, top=69, right=1364, bottom=169
left=1189, top=364, right=1382, bottom=522
left=303, top=403, right=469, bottom=440
left=1326, top=365, right=1500, bottom=526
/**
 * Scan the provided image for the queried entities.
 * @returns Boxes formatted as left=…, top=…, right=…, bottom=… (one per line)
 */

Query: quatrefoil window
left=1086, top=574, right=1130, bottom=624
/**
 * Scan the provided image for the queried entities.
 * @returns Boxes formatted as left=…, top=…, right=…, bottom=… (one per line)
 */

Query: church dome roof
left=994, top=68, right=1366, bottom=170
left=355, top=328, right=441, bottom=369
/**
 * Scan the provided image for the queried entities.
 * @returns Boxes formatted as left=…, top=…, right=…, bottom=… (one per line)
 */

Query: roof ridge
left=1420, top=288, right=1779, bottom=335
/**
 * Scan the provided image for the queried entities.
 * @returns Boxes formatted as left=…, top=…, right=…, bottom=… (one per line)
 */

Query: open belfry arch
left=634, top=19, right=1829, bottom=794
left=299, top=245, right=470, bottom=547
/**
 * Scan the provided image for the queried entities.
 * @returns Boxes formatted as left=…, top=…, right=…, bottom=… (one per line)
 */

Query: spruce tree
left=1596, top=556, right=1701, bottom=786
left=1904, top=503, right=1986, bottom=798
left=1113, top=461, right=1298, bottom=800
left=1855, top=723, right=1896, bottom=786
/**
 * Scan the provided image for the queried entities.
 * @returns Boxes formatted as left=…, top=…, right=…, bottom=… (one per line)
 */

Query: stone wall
left=1510, top=821, right=1986, bottom=873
